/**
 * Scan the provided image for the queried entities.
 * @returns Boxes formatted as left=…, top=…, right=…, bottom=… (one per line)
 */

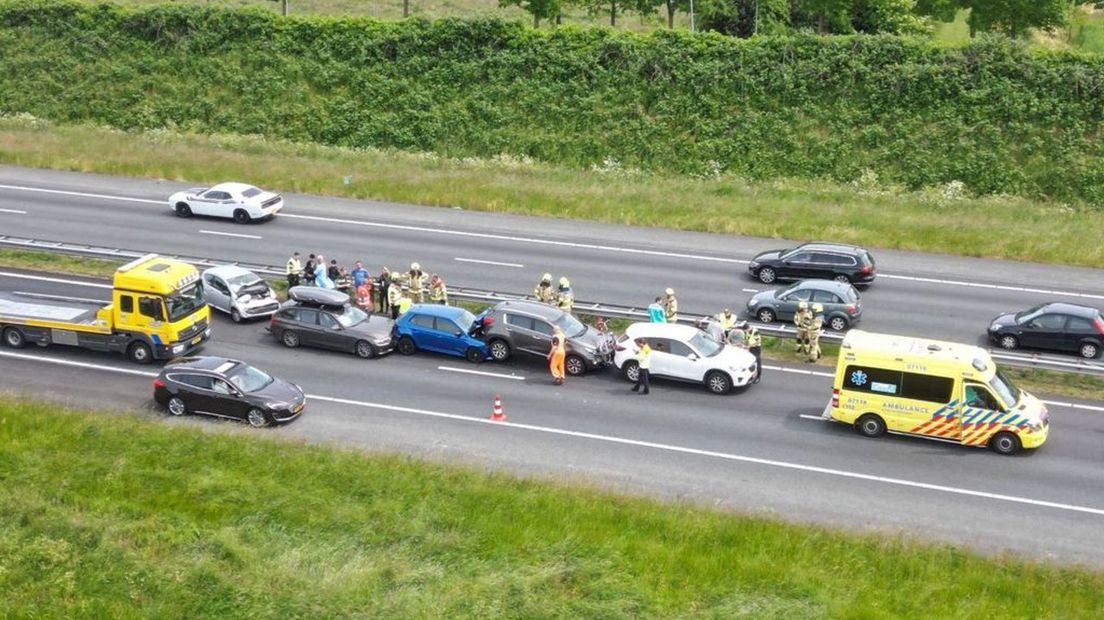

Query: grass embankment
left=4, top=247, right=1102, bottom=400
left=1, top=397, right=1102, bottom=617
left=2, top=119, right=1102, bottom=268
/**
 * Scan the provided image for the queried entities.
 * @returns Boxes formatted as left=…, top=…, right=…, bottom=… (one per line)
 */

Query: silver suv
left=482, top=300, right=614, bottom=375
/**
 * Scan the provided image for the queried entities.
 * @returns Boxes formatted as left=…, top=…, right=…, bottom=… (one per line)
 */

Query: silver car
left=201, top=265, right=279, bottom=323
left=745, top=279, right=862, bottom=331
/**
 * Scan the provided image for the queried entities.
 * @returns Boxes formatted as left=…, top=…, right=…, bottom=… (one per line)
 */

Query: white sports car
left=168, top=182, right=283, bottom=223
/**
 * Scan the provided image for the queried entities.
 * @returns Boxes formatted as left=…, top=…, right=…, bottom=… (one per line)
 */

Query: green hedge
left=2, top=0, right=1103, bottom=204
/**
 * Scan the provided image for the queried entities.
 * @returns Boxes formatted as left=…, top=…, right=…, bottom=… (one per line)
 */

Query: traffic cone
left=489, top=394, right=507, bottom=422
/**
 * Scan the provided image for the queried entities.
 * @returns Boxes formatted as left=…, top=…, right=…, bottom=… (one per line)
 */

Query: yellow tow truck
left=0, top=254, right=210, bottom=363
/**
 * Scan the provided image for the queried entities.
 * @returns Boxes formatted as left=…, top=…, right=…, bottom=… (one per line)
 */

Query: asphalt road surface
left=2, top=271, right=1104, bottom=567
left=1, top=166, right=1103, bottom=353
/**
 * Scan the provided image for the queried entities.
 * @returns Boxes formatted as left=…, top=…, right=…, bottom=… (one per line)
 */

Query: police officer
left=285, top=252, right=302, bottom=288
left=806, top=303, right=824, bottom=363
left=740, top=319, right=762, bottom=383
left=387, top=273, right=404, bottom=320
left=664, top=288, right=678, bottom=323
left=794, top=301, right=811, bottom=353
left=534, top=273, right=554, bottom=304
left=556, top=277, right=574, bottom=313
left=631, top=338, right=651, bottom=395
left=406, top=262, right=427, bottom=303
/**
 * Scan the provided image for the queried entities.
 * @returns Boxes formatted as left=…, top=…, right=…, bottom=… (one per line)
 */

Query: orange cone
left=489, top=394, right=507, bottom=422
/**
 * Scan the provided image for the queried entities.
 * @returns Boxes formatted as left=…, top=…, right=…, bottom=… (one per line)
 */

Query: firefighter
left=534, top=273, right=555, bottom=304
left=664, top=288, right=678, bottom=323
left=794, top=301, right=811, bottom=353
left=387, top=273, right=404, bottom=320
left=429, top=273, right=448, bottom=305
left=406, top=262, right=427, bottom=303
left=285, top=252, right=302, bottom=288
left=806, top=303, right=824, bottom=363
left=741, top=320, right=762, bottom=383
left=556, top=277, right=574, bottom=312
left=717, top=308, right=736, bottom=336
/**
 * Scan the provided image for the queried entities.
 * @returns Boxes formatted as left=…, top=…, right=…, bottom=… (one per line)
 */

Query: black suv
left=988, top=303, right=1104, bottom=359
left=748, top=242, right=876, bottom=286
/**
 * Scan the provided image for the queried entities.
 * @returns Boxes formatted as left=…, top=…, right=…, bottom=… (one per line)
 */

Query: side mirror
left=455, top=331, right=464, bottom=337
left=688, top=353, right=699, bottom=361
left=332, top=324, right=342, bottom=330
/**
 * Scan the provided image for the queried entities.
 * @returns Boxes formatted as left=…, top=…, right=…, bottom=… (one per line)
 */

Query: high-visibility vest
left=397, top=297, right=412, bottom=315
left=430, top=284, right=448, bottom=303
left=636, top=345, right=651, bottom=369
left=286, top=257, right=301, bottom=275
left=718, top=313, right=735, bottom=330
left=746, top=326, right=761, bottom=348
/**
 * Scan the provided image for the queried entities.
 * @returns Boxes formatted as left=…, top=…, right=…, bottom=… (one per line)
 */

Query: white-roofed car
left=613, top=322, right=758, bottom=394
left=201, top=265, right=279, bottom=323
left=168, top=182, right=283, bottom=223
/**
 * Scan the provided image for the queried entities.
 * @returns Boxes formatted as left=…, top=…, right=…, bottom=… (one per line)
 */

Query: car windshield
left=228, top=274, right=261, bottom=287
left=336, top=304, right=368, bottom=328
left=777, top=284, right=801, bottom=298
left=456, top=309, right=478, bottom=332
left=241, top=186, right=262, bottom=198
left=845, top=286, right=860, bottom=302
left=553, top=312, right=587, bottom=338
left=165, top=283, right=205, bottom=322
left=227, top=363, right=274, bottom=393
left=1014, top=304, right=1046, bottom=322
left=689, top=330, right=724, bottom=357
left=989, top=369, right=1020, bottom=410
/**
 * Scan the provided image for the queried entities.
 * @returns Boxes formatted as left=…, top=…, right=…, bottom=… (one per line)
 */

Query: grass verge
left=2, top=119, right=1102, bottom=268
left=1, top=396, right=1102, bottom=617
left=4, top=247, right=1101, bottom=400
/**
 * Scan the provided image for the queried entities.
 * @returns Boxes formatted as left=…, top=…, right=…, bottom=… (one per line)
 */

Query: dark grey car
left=482, top=300, right=615, bottom=375
left=268, top=287, right=394, bottom=358
left=745, top=280, right=862, bottom=331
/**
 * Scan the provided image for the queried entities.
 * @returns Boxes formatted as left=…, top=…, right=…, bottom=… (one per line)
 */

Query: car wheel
left=705, top=370, right=732, bottom=394
left=622, top=361, right=640, bottom=383
left=127, top=341, right=153, bottom=364
left=833, top=274, right=851, bottom=284
left=167, top=396, right=187, bottom=417
left=355, top=340, right=377, bottom=359
left=397, top=336, right=417, bottom=355
left=2, top=326, right=27, bottom=349
left=1079, top=342, right=1100, bottom=359
left=488, top=338, right=511, bottom=362
left=828, top=316, right=848, bottom=331
left=230, top=308, right=243, bottom=323
left=281, top=330, right=300, bottom=348
left=565, top=354, right=586, bottom=376
left=175, top=203, right=192, bottom=218
left=855, top=414, right=886, bottom=438
left=998, top=335, right=1019, bottom=350
left=465, top=347, right=484, bottom=364
left=757, top=267, right=776, bottom=284
left=989, top=431, right=1021, bottom=456
left=246, top=408, right=270, bottom=428
left=233, top=209, right=251, bottom=224
left=756, top=308, right=776, bottom=323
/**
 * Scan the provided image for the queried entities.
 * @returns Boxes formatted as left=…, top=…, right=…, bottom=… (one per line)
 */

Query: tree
left=700, top=0, right=791, bottom=36
left=499, top=0, right=563, bottom=27
left=790, top=0, right=855, bottom=34
left=960, top=0, right=1071, bottom=38
left=574, top=0, right=654, bottom=26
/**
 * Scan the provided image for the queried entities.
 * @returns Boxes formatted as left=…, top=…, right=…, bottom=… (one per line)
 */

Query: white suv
left=169, top=182, right=283, bottom=223
left=613, top=323, right=757, bottom=394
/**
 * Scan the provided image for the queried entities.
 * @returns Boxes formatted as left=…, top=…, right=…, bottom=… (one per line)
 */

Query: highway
left=1, top=166, right=1103, bottom=353
left=3, top=270, right=1104, bottom=566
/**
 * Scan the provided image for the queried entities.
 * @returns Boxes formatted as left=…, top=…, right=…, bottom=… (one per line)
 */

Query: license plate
left=191, top=336, right=202, bottom=345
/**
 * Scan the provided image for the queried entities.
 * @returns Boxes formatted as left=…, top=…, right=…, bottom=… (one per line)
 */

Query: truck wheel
left=233, top=209, right=251, bottom=224
left=3, top=327, right=27, bottom=349
left=855, top=414, right=886, bottom=438
left=127, top=341, right=153, bottom=364
left=989, top=431, right=1022, bottom=456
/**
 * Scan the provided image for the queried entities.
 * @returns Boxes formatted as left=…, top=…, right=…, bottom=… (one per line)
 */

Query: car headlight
left=238, top=294, right=252, bottom=303
left=266, top=401, right=289, bottom=410
left=749, top=260, right=759, bottom=268
left=373, top=337, right=391, bottom=346
left=747, top=299, right=759, bottom=307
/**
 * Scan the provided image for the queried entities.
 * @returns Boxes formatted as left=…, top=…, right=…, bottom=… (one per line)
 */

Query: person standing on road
left=556, top=277, right=574, bottom=313
left=806, top=304, right=824, bottom=363
left=534, top=273, right=555, bottom=304
left=547, top=334, right=566, bottom=385
left=794, top=301, right=811, bottom=353
left=717, top=308, right=736, bottom=335
left=303, top=253, right=317, bottom=286
left=429, top=274, right=449, bottom=305
left=285, top=252, right=302, bottom=288
left=387, top=273, right=404, bottom=319
left=741, top=320, right=762, bottom=383
left=377, top=267, right=391, bottom=314
left=664, top=288, right=678, bottom=323
left=631, top=338, right=651, bottom=395
left=648, top=297, right=666, bottom=323
left=406, top=263, right=427, bottom=303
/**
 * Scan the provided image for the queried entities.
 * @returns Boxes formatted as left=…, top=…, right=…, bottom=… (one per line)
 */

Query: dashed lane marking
left=437, top=366, right=525, bottom=381
left=0, top=208, right=27, bottom=214
left=198, top=230, right=262, bottom=240
left=454, top=257, right=524, bottom=268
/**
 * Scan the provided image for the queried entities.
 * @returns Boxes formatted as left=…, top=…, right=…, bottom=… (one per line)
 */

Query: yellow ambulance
left=825, top=330, right=1049, bottom=455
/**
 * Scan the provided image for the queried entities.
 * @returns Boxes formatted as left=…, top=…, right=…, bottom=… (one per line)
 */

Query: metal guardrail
left=3, top=234, right=1103, bottom=377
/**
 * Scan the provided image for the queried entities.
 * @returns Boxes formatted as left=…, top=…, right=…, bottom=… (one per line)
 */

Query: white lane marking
left=799, top=414, right=828, bottom=421
left=0, top=208, right=27, bottom=214
left=0, top=271, right=113, bottom=289
left=198, top=230, right=262, bottom=240
left=438, top=366, right=525, bottom=381
left=308, top=394, right=1104, bottom=517
left=454, top=257, right=524, bottom=268
left=1042, top=400, right=1104, bottom=413
left=762, top=364, right=834, bottom=378
left=14, top=291, right=105, bottom=304
left=741, top=288, right=759, bottom=293
left=4, top=349, right=1104, bottom=517
left=4, top=183, right=1103, bottom=299
left=0, top=183, right=163, bottom=205
left=879, top=273, right=1104, bottom=301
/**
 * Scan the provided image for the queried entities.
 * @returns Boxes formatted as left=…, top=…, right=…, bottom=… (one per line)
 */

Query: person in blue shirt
left=351, top=261, right=369, bottom=288
left=647, top=297, right=667, bottom=323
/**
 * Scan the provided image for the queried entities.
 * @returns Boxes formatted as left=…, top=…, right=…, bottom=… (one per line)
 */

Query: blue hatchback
left=393, top=304, right=492, bottom=363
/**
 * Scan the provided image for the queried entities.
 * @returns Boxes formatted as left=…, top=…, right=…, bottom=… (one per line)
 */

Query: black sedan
left=747, top=242, right=876, bottom=286
left=988, top=303, right=1104, bottom=359
left=153, top=356, right=305, bottom=427
left=268, top=287, right=394, bottom=358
